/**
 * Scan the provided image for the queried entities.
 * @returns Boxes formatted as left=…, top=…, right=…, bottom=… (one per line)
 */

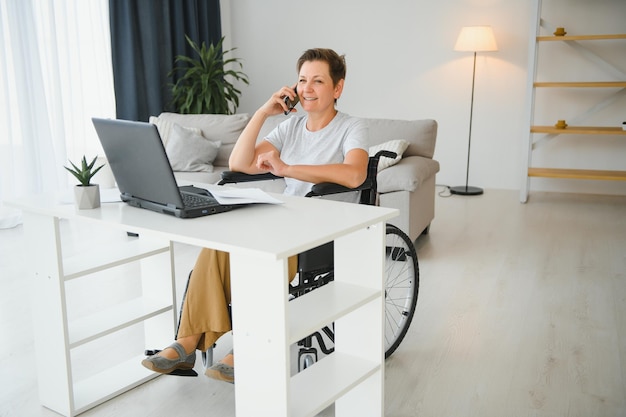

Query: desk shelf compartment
left=72, top=354, right=159, bottom=415
left=289, top=352, right=380, bottom=417
left=287, top=280, right=383, bottom=417
left=68, top=296, right=173, bottom=348
left=287, top=281, right=379, bottom=345
left=62, top=238, right=171, bottom=281
left=69, top=313, right=173, bottom=415
left=24, top=213, right=177, bottom=417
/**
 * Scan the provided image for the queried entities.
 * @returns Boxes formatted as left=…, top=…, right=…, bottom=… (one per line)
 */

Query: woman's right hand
left=258, top=85, right=298, bottom=116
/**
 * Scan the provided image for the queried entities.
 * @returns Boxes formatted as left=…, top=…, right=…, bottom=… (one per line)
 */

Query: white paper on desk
left=210, top=188, right=283, bottom=205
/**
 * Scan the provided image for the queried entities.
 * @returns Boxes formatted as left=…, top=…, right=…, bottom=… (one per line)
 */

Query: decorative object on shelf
left=555, top=119, right=568, bottom=129
left=450, top=25, right=498, bottom=196
left=554, top=27, right=567, bottom=36
left=169, top=35, right=249, bottom=115
left=622, top=121, right=626, bottom=131
left=64, top=155, right=105, bottom=209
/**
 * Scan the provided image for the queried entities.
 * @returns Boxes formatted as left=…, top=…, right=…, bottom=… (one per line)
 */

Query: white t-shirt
left=264, top=112, right=369, bottom=198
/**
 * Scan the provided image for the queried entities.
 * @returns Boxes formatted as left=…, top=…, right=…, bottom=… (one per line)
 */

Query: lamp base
left=450, top=185, right=484, bottom=196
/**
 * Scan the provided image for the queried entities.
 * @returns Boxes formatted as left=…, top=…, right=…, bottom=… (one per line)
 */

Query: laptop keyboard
left=181, top=192, right=217, bottom=208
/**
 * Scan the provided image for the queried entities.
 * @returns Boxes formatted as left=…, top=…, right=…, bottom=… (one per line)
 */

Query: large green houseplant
left=169, top=36, right=249, bottom=115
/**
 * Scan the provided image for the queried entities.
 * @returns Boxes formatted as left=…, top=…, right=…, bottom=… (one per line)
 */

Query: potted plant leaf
left=65, top=156, right=105, bottom=209
left=169, top=35, right=249, bottom=115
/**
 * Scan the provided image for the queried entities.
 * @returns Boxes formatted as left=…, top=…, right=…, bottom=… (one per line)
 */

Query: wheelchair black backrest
left=297, top=150, right=397, bottom=276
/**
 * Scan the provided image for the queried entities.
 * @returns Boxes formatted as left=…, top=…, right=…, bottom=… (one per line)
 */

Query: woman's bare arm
left=256, top=148, right=368, bottom=188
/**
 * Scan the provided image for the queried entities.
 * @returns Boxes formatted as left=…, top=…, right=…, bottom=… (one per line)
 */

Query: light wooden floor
left=1, top=189, right=625, bottom=417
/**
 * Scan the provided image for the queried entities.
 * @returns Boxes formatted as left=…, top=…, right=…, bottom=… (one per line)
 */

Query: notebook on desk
left=92, top=117, right=241, bottom=218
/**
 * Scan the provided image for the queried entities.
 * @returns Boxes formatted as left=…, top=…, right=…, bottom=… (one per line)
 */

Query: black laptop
left=92, top=117, right=239, bottom=218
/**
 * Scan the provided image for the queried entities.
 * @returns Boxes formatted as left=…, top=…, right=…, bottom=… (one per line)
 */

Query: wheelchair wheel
left=384, top=224, right=419, bottom=358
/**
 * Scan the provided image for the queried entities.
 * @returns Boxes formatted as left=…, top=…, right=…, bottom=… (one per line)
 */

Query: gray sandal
left=141, top=342, right=196, bottom=374
left=205, top=361, right=234, bottom=383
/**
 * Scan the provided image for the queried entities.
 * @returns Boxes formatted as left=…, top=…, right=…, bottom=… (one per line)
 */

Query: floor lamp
left=450, top=26, right=498, bottom=196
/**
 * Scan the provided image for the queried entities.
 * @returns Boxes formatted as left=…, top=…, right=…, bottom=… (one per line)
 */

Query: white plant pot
left=74, top=184, right=101, bottom=209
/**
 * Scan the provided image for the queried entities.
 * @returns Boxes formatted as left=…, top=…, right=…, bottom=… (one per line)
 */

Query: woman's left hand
left=256, top=149, right=289, bottom=177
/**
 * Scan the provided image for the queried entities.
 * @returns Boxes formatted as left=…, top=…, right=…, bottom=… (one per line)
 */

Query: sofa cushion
left=157, top=112, right=251, bottom=167
left=377, top=156, right=440, bottom=193
left=149, top=116, right=201, bottom=146
left=165, top=123, right=221, bottom=172
left=369, top=139, right=410, bottom=171
left=366, top=118, right=437, bottom=159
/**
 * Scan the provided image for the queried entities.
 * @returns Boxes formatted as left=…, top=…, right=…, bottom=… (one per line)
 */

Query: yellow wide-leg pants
left=176, top=248, right=298, bottom=351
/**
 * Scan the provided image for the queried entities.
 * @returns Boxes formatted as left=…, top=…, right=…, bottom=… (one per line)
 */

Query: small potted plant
left=65, top=156, right=105, bottom=209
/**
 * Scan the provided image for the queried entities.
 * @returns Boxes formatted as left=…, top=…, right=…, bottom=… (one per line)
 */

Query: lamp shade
left=454, top=26, right=498, bottom=52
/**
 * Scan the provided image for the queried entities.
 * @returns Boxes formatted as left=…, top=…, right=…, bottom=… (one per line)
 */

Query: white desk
left=8, top=191, right=397, bottom=417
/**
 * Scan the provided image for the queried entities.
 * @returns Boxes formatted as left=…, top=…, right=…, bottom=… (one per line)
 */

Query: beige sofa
left=151, top=112, right=439, bottom=242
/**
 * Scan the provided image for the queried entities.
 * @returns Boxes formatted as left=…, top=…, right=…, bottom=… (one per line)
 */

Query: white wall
left=221, top=0, right=626, bottom=196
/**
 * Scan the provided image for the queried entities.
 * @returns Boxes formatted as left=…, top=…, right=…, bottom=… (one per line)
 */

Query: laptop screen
left=92, top=118, right=185, bottom=208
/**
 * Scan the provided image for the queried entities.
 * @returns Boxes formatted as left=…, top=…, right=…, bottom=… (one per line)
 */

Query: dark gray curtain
left=109, top=0, right=221, bottom=121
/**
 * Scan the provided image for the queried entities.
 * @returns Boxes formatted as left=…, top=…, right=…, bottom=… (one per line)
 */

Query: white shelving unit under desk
left=22, top=211, right=177, bottom=417
left=290, top=352, right=379, bottom=417
left=287, top=281, right=382, bottom=417
left=10, top=189, right=397, bottom=417
left=287, top=282, right=379, bottom=345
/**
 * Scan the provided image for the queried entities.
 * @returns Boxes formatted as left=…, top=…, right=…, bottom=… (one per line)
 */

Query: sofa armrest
left=377, top=156, right=440, bottom=194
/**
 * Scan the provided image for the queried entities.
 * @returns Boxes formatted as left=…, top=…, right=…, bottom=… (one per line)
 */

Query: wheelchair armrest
left=218, top=171, right=283, bottom=185
left=304, top=150, right=397, bottom=202
left=374, top=150, right=398, bottom=161
left=219, top=151, right=398, bottom=203
left=306, top=179, right=372, bottom=197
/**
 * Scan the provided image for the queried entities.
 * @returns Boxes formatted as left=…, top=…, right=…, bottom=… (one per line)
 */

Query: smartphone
left=283, top=86, right=299, bottom=115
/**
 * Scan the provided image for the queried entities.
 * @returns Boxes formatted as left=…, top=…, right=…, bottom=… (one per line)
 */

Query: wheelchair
left=215, top=150, right=419, bottom=370
left=154, top=151, right=419, bottom=374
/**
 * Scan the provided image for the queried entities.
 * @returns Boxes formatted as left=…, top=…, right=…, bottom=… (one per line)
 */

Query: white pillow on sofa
left=156, top=112, right=250, bottom=167
left=149, top=116, right=201, bottom=145
left=164, top=123, right=221, bottom=172
left=369, top=139, right=410, bottom=171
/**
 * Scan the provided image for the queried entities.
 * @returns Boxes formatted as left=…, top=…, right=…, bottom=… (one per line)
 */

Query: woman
left=142, top=48, right=369, bottom=383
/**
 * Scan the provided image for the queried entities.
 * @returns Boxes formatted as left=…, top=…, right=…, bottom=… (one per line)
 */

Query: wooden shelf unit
left=528, top=168, right=626, bottom=181
left=520, top=0, right=626, bottom=202
left=537, top=34, right=626, bottom=42
left=530, top=126, right=626, bottom=135
left=534, top=81, right=626, bottom=88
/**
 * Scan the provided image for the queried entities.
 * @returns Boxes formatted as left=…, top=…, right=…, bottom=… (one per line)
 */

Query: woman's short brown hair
left=297, top=48, right=346, bottom=86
